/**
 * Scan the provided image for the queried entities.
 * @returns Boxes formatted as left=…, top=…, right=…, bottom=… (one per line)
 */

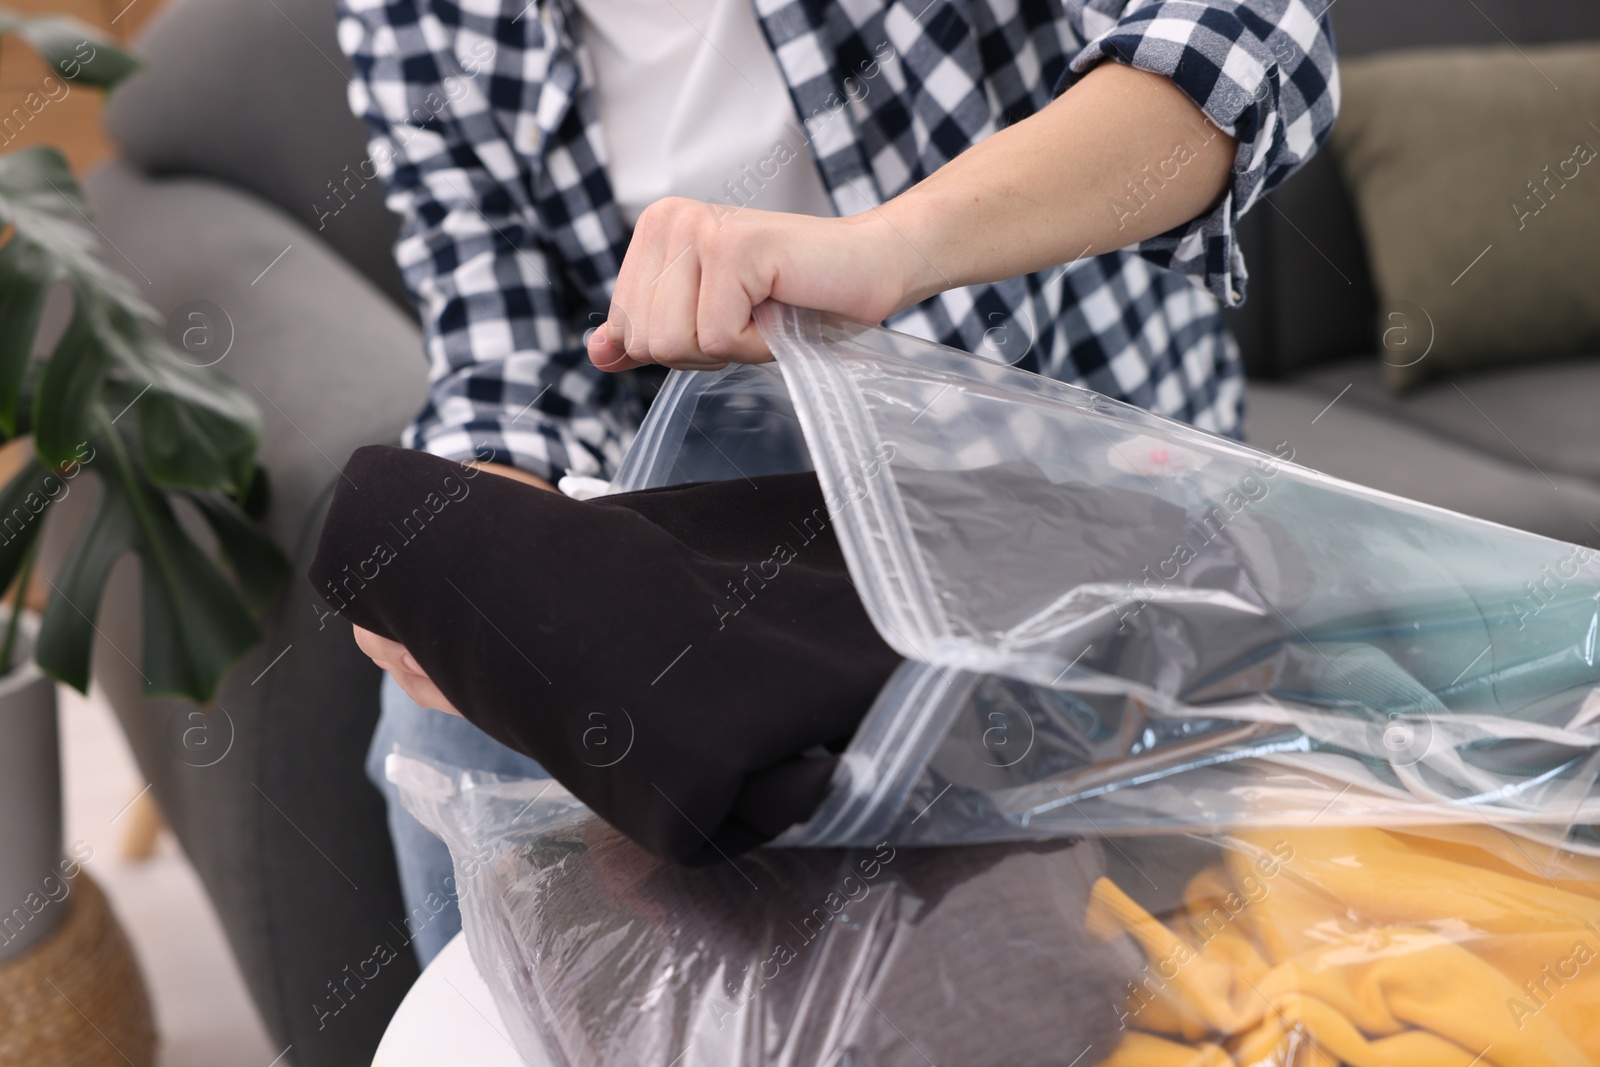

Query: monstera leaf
left=0, top=10, right=141, bottom=86
left=0, top=16, right=286, bottom=702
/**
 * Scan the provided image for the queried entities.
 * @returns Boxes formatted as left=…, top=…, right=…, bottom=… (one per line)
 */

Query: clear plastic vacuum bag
left=611, top=303, right=1600, bottom=852
left=388, top=754, right=1143, bottom=1067
left=390, top=754, right=1600, bottom=1067
left=389, top=307, right=1600, bottom=1065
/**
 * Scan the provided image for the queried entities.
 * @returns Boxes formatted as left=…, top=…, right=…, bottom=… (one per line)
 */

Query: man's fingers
left=351, top=625, right=462, bottom=716
left=646, top=239, right=704, bottom=366
left=588, top=322, right=644, bottom=371
left=594, top=197, right=766, bottom=372
left=352, top=625, right=406, bottom=668
left=697, top=267, right=771, bottom=364
left=611, top=202, right=676, bottom=362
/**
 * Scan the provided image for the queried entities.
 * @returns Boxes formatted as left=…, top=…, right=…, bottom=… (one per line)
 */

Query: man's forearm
left=590, top=61, right=1242, bottom=370
left=874, top=62, right=1238, bottom=312
left=468, top=460, right=555, bottom=491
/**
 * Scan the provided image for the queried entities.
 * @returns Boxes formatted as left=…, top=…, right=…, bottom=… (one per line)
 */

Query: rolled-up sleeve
left=338, top=0, right=627, bottom=483
left=1059, top=0, right=1340, bottom=306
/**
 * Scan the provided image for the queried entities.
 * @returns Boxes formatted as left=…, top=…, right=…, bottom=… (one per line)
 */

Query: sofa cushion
left=1227, top=0, right=1600, bottom=380
left=1244, top=378, right=1600, bottom=547
left=1329, top=43, right=1600, bottom=389
left=1294, top=356, right=1600, bottom=490
left=1330, top=0, right=1600, bottom=56
left=102, top=0, right=410, bottom=312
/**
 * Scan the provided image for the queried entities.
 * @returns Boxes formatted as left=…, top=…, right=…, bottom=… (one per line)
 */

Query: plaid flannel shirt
left=338, top=0, right=1338, bottom=483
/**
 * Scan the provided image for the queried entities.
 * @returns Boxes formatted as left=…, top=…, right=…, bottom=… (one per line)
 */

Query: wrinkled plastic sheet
left=391, top=756, right=1600, bottom=1067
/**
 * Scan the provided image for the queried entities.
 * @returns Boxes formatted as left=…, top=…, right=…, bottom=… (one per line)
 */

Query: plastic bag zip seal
left=757, top=303, right=951, bottom=661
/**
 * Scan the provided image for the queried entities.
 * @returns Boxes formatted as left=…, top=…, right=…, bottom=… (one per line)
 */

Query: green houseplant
left=0, top=10, right=287, bottom=701
left=0, top=14, right=286, bottom=1047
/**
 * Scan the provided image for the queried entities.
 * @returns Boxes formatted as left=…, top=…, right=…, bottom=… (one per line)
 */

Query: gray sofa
left=1236, top=6, right=1600, bottom=544
left=47, top=0, right=1600, bottom=1064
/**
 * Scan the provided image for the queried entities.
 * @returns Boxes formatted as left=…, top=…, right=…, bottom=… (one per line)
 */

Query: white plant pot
left=0, top=612, right=64, bottom=963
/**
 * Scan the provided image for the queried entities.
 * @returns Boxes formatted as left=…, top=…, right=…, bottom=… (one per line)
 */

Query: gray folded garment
left=502, top=813, right=1141, bottom=1067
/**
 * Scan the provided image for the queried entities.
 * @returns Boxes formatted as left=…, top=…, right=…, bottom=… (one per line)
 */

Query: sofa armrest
left=37, top=160, right=428, bottom=1067
left=105, top=0, right=411, bottom=311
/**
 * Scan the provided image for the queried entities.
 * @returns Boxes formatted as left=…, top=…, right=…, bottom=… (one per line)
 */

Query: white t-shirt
left=575, top=0, right=837, bottom=226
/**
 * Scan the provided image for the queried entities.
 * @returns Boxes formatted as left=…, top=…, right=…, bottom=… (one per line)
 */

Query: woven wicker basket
left=0, top=872, right=157, bottom=1066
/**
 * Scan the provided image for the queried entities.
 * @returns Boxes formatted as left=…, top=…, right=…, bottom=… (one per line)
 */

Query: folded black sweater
left=309, top=446, right=904, bottom=865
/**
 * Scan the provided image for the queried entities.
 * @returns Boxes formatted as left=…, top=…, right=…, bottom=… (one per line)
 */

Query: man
left=337, top=0, right=1337, bottom=963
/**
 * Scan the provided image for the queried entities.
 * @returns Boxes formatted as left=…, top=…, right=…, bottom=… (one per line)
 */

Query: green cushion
left=1329, top=43, right=1600, bottom=390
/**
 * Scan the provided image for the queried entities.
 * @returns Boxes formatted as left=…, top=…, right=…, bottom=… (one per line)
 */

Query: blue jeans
left=366, top=673, right=547, bottom=967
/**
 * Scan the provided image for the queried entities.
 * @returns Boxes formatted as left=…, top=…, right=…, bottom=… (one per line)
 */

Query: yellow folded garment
left=1088, top=826, right=1600, bottom=1067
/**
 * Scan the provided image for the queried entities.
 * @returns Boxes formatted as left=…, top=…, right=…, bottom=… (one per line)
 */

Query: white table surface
left=373, top=932, right=549, bottom=1067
